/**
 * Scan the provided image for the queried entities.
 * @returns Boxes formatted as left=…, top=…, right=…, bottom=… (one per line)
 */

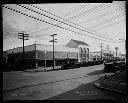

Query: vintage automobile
left=104, top=61, right=126, bottom=72
left=104, top=62, right=116, bottom=72
left=61, top=63, right=74, bottom=69
left=114, top=61, right=126, bottom=71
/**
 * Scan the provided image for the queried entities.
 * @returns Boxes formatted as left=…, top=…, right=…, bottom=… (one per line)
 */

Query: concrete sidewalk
left=3, top=66, right=61, bottom=74
left=94, top=70, right=126, bottom=94
left=24, top=66, right=61, bottom=72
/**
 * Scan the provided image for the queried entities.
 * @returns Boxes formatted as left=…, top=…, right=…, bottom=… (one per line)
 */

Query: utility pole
left=99, top=43, right=104, bottom=61
left=45, top=50, right=46, bottom=70
left=18, top=32, right=29, bottom=69
left=115, top=47, right=119, bottom=60
left=50, top=34, right=57, bottom=70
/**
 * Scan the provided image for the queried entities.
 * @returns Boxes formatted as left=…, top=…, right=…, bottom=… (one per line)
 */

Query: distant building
left=92, top=51, right=102, bottom=61
left=120, top=54, right=126, bottom=60
left=66, top=39, right=90, bottom=62
left=92, top=51, right=114, bottom=61
left=6, top=39, right=90, bottom=70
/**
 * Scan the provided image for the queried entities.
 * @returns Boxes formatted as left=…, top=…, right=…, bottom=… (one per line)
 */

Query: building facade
left=66, top=39, right=90, bottom=62
left=6, top=39, right=90, bottom=70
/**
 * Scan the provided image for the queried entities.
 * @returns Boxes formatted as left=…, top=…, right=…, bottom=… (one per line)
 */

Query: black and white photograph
left=3, top=2, right=126, bottom=102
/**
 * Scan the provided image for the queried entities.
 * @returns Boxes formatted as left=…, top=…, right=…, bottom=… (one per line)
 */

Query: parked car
left=74, top=62, right=81, bottom=68
left=61, top=63, right=74, bottom=69
left=104, top=62, right=116, bottom=72
left=104, top=61, right=126, bottom=72
left=113, top=61, right=126, bottom=71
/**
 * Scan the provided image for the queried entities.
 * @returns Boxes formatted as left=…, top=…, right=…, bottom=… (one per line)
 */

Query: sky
left=3, top=2, right=126, bottom=54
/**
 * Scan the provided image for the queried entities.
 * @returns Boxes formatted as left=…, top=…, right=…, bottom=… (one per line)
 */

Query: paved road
left=48, top=70, right=126, bottom=102
left=3, top=64, right=106, bottom=100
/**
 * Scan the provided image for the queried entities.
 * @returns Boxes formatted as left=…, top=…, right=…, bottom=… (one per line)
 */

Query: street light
left=50, top=34, right=57, bottom=70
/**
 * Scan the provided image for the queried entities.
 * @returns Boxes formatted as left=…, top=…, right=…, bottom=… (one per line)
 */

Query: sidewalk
left=94, top=70, right=126, bottom=94
left=24, top=66, right=61, bottom=72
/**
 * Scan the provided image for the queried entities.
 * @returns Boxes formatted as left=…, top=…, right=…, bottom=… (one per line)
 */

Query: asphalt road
left=3, top=64, right=113, bottom=100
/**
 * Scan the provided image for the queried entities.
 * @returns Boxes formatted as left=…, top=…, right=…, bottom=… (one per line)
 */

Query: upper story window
left=79, top=47, right=83, bottom=53
left=87, top=48, right=89, bottom=54
left=83, top=48, right=86, bottom=54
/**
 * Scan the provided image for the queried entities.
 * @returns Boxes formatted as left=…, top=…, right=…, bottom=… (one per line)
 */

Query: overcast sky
left=3, top=2, right=126, bottom=54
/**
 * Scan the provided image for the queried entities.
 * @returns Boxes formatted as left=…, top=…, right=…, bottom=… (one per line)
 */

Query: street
left=3, top=3, right=126, bottom=101
left=3, top=64, right=106, bottom=100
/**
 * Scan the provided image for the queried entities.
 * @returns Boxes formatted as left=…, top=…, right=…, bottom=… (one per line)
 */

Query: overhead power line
left=64, top=3, right=91, bottom=16
left=75, top=2, right=124, bottom=23
left=89, top=11, right=125, bottom=29
left=79, top=5, right=124, bottom=25
left=3, top=5, right=121, bottom=43
left=67, top=4, right=106, bottom=21
left=26, top=4, right=106, bottom=33
left=28, top=2, right=123, bottom=35
left=20, top=4, right=120, bottom=41
left=27, top=3, right=123, bottom=41
left=25, top=4, right=89, bottom=33
left=67, top=1, right=124, bottom=22
left=94, top=19, right=125, bottom=31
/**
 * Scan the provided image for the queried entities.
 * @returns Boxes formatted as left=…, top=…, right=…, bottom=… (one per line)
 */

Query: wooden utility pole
left=115, top=47, right=119, bottom=59
left=45, top=50, right=46, bottom=70
left=18, top=32, right=29, bottom=69
left=99, top=43, right=104, bottom=60
left=50, top=34, right=57, bottom=70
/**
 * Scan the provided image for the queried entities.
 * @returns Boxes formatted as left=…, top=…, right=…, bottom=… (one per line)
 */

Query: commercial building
left=92, top=51, right=102, bottom=61
left=6, top=39, right=90, bottom=70
left=92, top=51, right=114, bottom=61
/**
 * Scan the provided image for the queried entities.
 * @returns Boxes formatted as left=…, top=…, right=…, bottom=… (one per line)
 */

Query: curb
left=93, top=74, right=126, bottom=94
left=3, top=71, right=24, bottom=74
left=93, top=82, right=126, bottom=94
left=24, top=66, right=62, bottom=72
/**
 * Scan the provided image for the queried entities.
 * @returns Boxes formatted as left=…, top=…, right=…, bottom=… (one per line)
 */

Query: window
left=83, top=48, right=86, bottom=54
left=86, top=48, right=89, bottom=59
left=79, top=47, right=83, bottom=53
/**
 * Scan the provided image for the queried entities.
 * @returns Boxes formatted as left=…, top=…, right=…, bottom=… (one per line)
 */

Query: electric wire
left=94, top=19, right=125, bottom=31
left=3, top=5, right=121, bottom=43
left=64, top=3, right=91, bottom=16
left=89, top=11, right=125, bottom=29
left=26, top=1, right=123, bottom=35
left=26, top=3, right=91, bottom=33
left=25, top=4, right=106, bottom=33
left=68, top=1, right=124, bottom=22
left=22, top=4, right=120, bottom=41
left=79, top=5, right=124, bottom=25
left=72, top=2, right=124, bottom=23
left=27, top=3, right=123, bottom=41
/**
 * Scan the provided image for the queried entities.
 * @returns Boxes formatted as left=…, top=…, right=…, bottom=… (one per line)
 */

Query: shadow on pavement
left=47, top=70, right=127, bottom=102
left=47, top=80, right=126, bottom=102
left=86, top=70, right=105, bottom=76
